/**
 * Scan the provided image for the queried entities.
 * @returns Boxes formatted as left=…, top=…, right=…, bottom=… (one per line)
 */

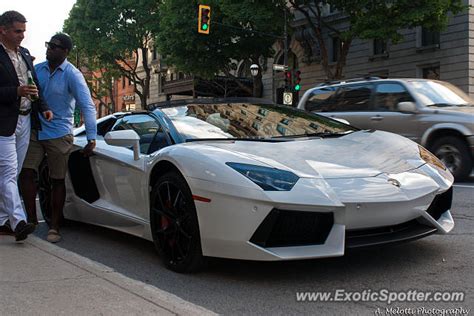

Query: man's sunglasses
left=45, top=42, right=65, bottom=50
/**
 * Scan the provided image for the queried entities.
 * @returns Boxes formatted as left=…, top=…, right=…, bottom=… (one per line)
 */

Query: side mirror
left=397, top=101, right=417, bottom=113
left=104, top=130, right=140, bottom=160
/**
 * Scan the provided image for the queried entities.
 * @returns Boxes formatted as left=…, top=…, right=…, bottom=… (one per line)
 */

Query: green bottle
left=27, top=70, right=39, bottom=101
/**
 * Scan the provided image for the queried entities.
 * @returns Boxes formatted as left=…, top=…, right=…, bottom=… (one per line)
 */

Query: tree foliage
left=71, top=50, right=121, bottom=114
left=288, top=0, right=467, bottom=79
left=64, top=0, right=160, bottom=107
left=156, top=0, right=287, bottom=96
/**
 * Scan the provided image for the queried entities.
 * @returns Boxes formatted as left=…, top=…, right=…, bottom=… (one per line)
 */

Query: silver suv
left=297, top=78, right=474, bottom=180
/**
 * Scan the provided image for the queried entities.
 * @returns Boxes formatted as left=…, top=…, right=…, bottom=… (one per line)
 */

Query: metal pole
left=284, top=8, right=288, bottom=68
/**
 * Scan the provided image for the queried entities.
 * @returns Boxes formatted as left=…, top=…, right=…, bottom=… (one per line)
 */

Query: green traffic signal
left=198, top=5, right=211, bottom=34
left=294, top=70, right=301, bottom=91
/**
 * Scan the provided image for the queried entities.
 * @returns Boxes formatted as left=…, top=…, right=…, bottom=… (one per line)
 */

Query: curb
left=27, top=236, right=217, bottom=316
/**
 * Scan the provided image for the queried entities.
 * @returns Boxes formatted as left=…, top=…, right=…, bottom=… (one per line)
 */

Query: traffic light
left=198, top=4, right=211, bottom=34
left=294, top=70, right=301, bottom=91
left=284, top=71, right=292, bottom=90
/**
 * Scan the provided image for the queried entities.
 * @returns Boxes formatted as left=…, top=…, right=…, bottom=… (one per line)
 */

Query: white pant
left=0, top=114, right=31, bottom=230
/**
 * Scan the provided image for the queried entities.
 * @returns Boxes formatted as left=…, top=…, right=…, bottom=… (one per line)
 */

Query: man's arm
left=69, top=68, right=97, bottom=156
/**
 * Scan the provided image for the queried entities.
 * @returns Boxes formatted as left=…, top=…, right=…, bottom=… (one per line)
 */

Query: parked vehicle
left=297, top=78, right=474, bottom=180
left=39, top=98, right=454, bottom=273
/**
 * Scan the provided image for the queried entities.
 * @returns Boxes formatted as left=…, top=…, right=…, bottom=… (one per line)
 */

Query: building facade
left=260, top=0, right=473, bottom=103
left=93, top=1, right=473, bottom=114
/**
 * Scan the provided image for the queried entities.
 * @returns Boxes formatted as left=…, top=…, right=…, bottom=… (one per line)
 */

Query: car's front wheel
left=431, top=136, right=472, bottom=181
left=150, top=171, right=206, bottom=273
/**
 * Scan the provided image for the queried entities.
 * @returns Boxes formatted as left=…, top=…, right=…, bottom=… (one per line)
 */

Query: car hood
left=200, top=130, right=426, bottom=179
left=426, top=105, right=474, bottom=114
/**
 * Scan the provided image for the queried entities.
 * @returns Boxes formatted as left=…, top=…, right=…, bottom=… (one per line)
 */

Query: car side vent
left=68, top=151, right=100, bottom=203
left=426, top=187, right=453, bottom=221
left=250, top=209, right=334, bottom=248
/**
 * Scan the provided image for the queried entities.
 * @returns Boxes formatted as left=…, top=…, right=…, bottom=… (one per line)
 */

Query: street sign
left=273, top=64, right=288, bottom=71
left=283, top=92, right=293, bottom=105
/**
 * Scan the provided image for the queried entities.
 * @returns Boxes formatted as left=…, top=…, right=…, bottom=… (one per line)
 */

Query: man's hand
left=42, top=110, right=53, bottom=121
left=82, top=140, right=96, bottom=157
left=17, top=85, right=38, bottom=98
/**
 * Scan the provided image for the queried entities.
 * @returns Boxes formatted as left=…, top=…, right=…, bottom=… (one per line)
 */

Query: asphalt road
left=34, top=183, right=474, bottom=315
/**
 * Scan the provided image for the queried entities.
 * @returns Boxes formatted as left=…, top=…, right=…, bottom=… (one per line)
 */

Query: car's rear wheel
left=431, top=136, right=472, bottom=181
left=150, top=171, right=205, bottom=273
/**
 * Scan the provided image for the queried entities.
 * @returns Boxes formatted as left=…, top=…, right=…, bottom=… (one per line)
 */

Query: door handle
left=370, top=116, right=383, bottom=121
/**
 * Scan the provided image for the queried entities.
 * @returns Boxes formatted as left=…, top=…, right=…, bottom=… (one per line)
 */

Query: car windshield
left=159, top=102, right=356, bottom=141
left=409, top=80, right=473, bottom=107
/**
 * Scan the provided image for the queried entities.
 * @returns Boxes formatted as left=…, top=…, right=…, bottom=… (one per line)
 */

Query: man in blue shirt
left=20, top=33, right=97, bottom=243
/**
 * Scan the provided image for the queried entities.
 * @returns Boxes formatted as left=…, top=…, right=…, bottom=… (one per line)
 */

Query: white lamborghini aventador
left=38, top=98, right=454, bottom=273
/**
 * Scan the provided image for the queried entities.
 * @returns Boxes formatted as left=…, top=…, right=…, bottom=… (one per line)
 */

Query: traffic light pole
left=283, top=8, right=288, bottom=71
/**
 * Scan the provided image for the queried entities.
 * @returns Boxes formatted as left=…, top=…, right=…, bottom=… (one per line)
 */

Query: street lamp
left=250, top=64, right=259, bottom=77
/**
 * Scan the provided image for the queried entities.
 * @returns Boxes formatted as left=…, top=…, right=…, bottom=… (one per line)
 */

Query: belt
left=19, top=108, right=32, bottom=116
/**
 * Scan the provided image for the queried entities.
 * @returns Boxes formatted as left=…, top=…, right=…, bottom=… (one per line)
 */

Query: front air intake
left=250, top=209, right=334, bottom=248
left=426, top=187, right=452, bottom=220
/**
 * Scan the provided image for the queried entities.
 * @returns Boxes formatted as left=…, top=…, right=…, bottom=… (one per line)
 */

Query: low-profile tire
left=150, top=171, right=206, bottom=273
left=38, top=159, right=66, bottom=227
left=431, top=136, right=472, bottom=181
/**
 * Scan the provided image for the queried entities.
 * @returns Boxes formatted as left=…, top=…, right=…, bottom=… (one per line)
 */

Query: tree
left=70, top=50, right=120, bottom=115
left=288, top=0, right=467, bottom=80
left=64, top=0, right=160, bottom=108
left=156, top=0, right=287, bottom=97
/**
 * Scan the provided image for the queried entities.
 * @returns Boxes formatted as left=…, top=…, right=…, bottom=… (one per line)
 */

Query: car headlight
left=226, top=162, right=299, bottom=191
left=419, top=145, right=446, bottom=170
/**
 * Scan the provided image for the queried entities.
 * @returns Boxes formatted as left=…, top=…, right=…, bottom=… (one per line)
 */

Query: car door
left=369, top=82, right=420, bottom=141
left=324, top=83, right=375, bottom=128
left=303, top=84, right=374, bottom=127
left=87, top=113, right=167, bottom=230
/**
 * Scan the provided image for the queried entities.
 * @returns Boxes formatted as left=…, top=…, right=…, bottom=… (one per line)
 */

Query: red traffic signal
left=294, top=70, right=301, bottom=91
left=284, top=71, right=292, bottom=89
left=198, top=5, right=211, bottom=34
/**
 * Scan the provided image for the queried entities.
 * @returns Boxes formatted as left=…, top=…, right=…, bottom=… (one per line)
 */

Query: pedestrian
left=20, top=33, right=97, bottom=243
left=0, top=10, right=53, bottom=241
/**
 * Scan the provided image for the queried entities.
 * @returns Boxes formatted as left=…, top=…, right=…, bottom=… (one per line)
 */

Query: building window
left=152, top=46, right=157, bottom=60
left=280, top=118, right=290, bottom=125
left=276, top=124, right=286, bottom=135
left=373, top=39, right=387, bottom=55
left=122, top=76, right=126, bottom=89
left=422, top=65, right=440, bottom=80
left=238, top=60, right=252, bottom=78
left=258, top=108, right=269, bottom=116
left=331, top=37, right=341, bottom=62
left=421, top=28, right=440, bottom=47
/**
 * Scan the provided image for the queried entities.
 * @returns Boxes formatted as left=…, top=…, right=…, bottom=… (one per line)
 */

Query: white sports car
left=38, top=98, right=454, bottom=273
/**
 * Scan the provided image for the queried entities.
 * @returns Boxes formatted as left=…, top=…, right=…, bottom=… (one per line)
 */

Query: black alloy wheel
left=150, top=171, right=205, bottom=273
left=431, top=136, right=472, bottom=181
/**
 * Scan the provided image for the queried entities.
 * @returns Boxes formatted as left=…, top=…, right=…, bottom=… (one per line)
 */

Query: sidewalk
left=0, top=235, right=217, bottom=316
